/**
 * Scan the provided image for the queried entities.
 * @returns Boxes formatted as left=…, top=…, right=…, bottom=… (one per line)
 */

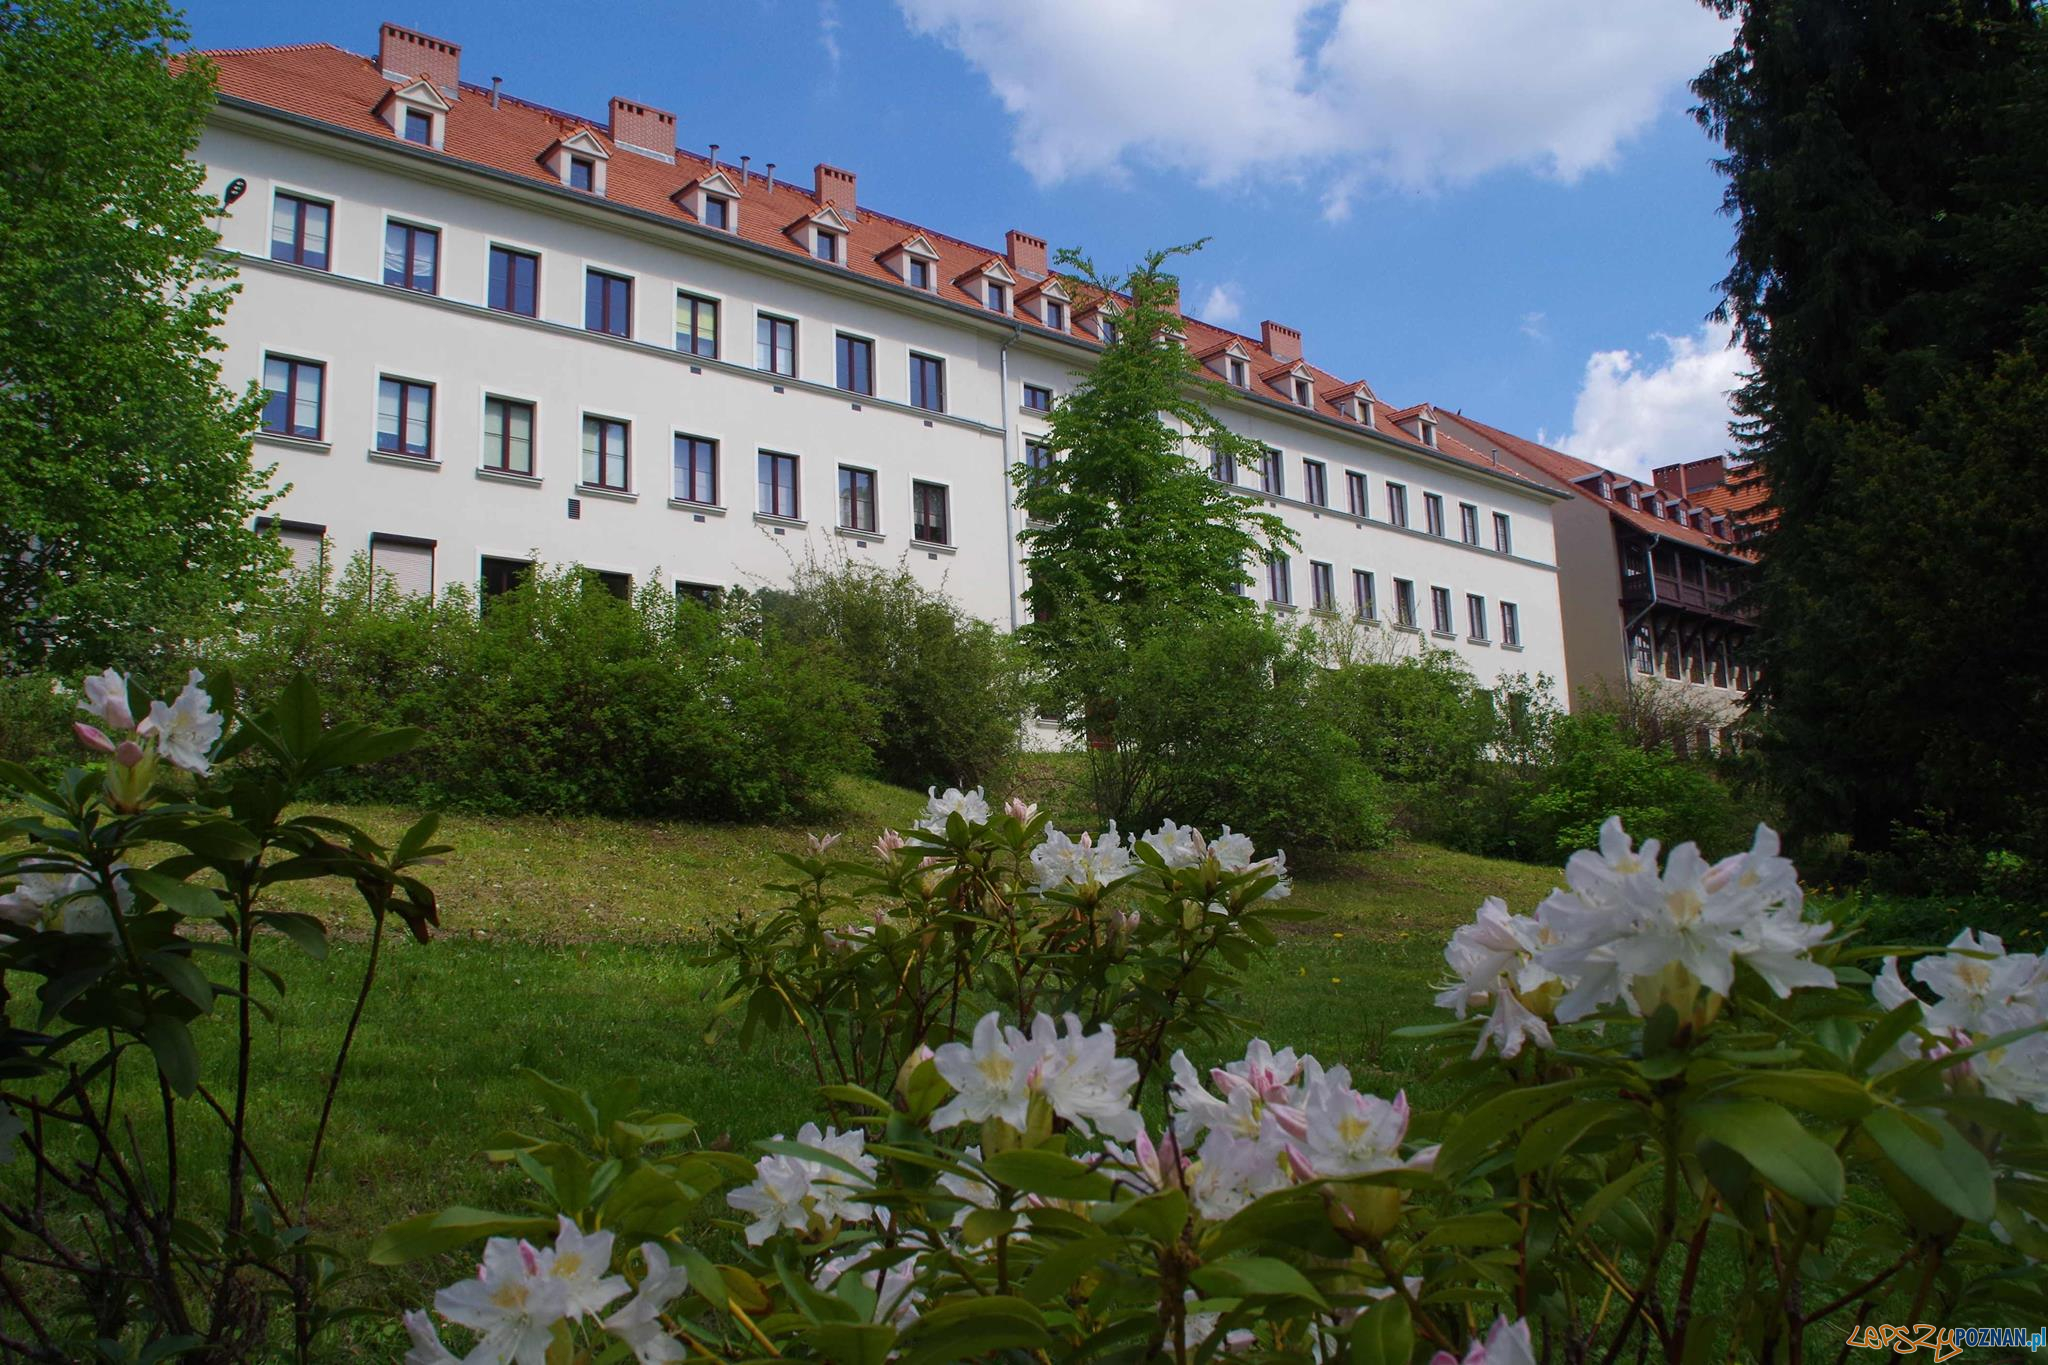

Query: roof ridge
left=193, top=40, right=346, bottom=58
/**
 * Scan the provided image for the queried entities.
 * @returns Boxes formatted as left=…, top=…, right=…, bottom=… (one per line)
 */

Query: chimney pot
left=1005, top=229, right=1048, bottom=279
left=740, top=155, right=750, bottom=183
left=489, top=75, right=501, bottom=107
left=377, top=23, right=460, bottom=97
left=765, top=162, right=776, bottom=191
left=1260, top=320, right=1302, bottom=363
left=814, top=162, right=857, bottom=217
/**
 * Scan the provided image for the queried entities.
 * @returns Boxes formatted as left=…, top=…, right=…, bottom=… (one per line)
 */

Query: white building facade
left=193, top=26, right=1570, bottom=697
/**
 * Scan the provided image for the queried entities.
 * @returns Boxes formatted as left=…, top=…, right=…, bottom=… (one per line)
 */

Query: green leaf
left=1854, top=1001, right=1925, bottom=1075
left=142, top=1014, right=199, bottom=1097
left=1861, top=1108, right=1996, bottom=1223
left=1707, top=1069, right=1876, bottom=1122
left=895, top=1294, right=1049, bottom=1365
left=959, top=1206, right=1019, bottom=1246
left=1436, top=1077, right=1606, bottom=1177
left=983, top=1148, right=1115, bottom=1202
left=1349, top=1295, right=1415, bottom=1365
left=144, top=951, right=215, bottom=1014
left=802, top=1323, right=897, bottom=1364
left=1515, top=1100, right=1639, bottom=1175
left=1418, top=1211, right=1522, bottom=1249
left=1018, top=1235, right=1116, bottom=1305
left=1187, top=1255, right=1327, bottom=1307
left=125, top=868, right=224, bottom=919
left=1687, top=1100, right=1844, bottom=1208
left=367, top=1208, right=556, bottom=1265
left=254, top=911, right=328, bottom=958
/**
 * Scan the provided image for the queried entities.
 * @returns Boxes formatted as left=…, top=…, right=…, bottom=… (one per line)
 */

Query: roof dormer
left=1077, top=300, right=1122, bottom=345
left=788, top=204, right=852, bottom=264
left=1395, top=404, right=1441, bottom=447
left=675, top=169, right=741, bottom=232
left=542, top=129, right=610, bottom=196
left=1265, top=360, right=1318, bottom=408
left=1017, top=276, right=1071, bottom=332
left=957, top=257, right=1017, bottom=314
left=1327, top=381, right=1377, bottom=425
left=376, top=77, right=449, bottom=150
left=1201, top=339, right=1254, bottom=388
left=879, top=233, right=941, bottom=291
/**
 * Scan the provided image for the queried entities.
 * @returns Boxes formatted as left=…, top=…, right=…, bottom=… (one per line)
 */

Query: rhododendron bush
left=384, top=797, right=2048, bottom=1363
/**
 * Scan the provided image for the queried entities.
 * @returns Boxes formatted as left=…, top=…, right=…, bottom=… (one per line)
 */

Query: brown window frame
left=375, top=376, right=435, bottom=460
left=269, top=193, right=331, bottom=270
left=581, top=414, right=631, bottom=491
left=482, top=395, right=534, bottom=476
left=910, top=352, right=947, bottom=413
left=913, top=479, right=951, bottom=545
left=383, top=220, right=440, bottom=293
left=488, top=245, right=538, bottom=316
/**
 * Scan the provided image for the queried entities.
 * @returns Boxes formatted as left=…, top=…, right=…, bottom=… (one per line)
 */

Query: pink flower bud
left=74, top=722, right=115, bottom=754
left=1004, top=797, right=1040, bottom=822
left=113, top=740, right=146, bottom=767
left=873, top=828, right=907, bottom=859
left=806, top=832, right=842, bottom=856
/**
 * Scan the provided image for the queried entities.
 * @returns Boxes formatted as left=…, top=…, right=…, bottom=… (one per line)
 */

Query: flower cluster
left=914, top=784, right=990, bottom=833
left=0, top=862, right=134, bottom=940
left=1437, top=819, right=1833, bottom=1053
left=929, top=1010, right=1142, bottom=1140
left=404, top=1217, right=690, bottom=1365
left=1029, top=823, right=1132, bottom=892
left=1875, top=930, right=2048, bottom=1110
left=70, top=667, right=223, bottom=810
left=725, top=1121, right=879, bottom=1244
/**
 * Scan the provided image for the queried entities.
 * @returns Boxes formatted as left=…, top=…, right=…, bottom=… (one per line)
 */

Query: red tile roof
left=195, top=39, right=1555, bottom=494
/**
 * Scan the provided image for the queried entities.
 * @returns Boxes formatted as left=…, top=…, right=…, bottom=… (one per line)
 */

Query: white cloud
left=819, top=0, right=843, bottom=72
left=1196, top=281, right=1244, bottom=324
left=893, top=0, right=1728, bottom=192
left=1520, top=311, right=1549, bottom=342
left=1554, top=323, right=1747, bottom=480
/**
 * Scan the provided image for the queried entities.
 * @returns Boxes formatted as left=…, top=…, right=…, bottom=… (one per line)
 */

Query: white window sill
left=1431, top=630, right=1459, bottom=641
left=576, top=483, right=637, bottom=503
left=368, top=449, right=439, bottom=470
left=476, top=467, right=541, bottom=487
left=753, top=512, right=806, bottom=529
left=1467, top=637, right=1492, bottom=647
left=835, top=525, right=886, bottom=543
left=1503, top=643, right=1525, bottom=652
left=1266, top=602, right=1300, bottom=613
left=668, top=499, right=726, bottom=516
left=910, top=539, right=956, bottom=556
left=1393, top=623, right=1422, bottom=635
left=255, top=431, right=331, bottom=454
left=1355, top=616, right=1380, bottom=627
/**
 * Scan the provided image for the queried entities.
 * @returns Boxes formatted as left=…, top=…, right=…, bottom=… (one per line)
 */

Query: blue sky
left=183, top=0, right=1745, bottom=478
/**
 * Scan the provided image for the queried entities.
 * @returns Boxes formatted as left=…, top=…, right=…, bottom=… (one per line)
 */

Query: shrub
left=751, top=556, right=1028, bottom=792
left=1513, top=710, right=1763, bottom=861
left=0, top=671, right=70, bottom=777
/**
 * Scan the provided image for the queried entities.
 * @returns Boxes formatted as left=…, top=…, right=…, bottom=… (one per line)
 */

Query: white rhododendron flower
left=1142, top=819, right=1209, bottom=869
left=401, top=1308, right=459, bottom=1364
left=535, top=1216, right=627, bottom=1319
left=78, top=668, right=135, bottom=730
left=1032, top=1013, right=1142, bottom=1140
left=933, top=1011, right=1141, bottom=1139
left=917, top=785, right=990, bottom=833
left=727, top=1152, right=820, bottom=1245
left=432, top=1236, right=575, bottom=1365
left=136, top=670, right=224, bottom=775
left=1872, top=930, right=2048, bottom=1112
left=1029, top=824, right=1132, bottom=892
left=1300, top=1075, right=1436, bottom=1179
left=814, top=1250, right=926, bottom=1329
left=601, top=1243, right=690, bottom=1365
left=1431, top=1315, right=1539, bottom=1365
left=931, top=1012, right=1038, bottom=1130
left=726, top=1124, right=877, bottom=1243
left=0, top=863, right=136, bottom=939
left=937, top=1143, right=1000, bottom=1227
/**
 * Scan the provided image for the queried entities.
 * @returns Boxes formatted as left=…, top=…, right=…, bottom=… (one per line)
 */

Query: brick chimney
left=1261, top=320, right=1302, bottom=362
left=815, top=163, right=856, bottom=216
left=1006, top=229, right=1048, bottom=279
left=608, top=97, right=677, bottom=159
left=1652, top=456, right=1729, bottom=497
left=378, top=24, right=460, bottom=96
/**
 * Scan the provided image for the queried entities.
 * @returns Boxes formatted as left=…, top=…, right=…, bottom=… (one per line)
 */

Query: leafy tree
left=1014, top=242, right=1294, bottom=724
left=0, top=0, right=280, bottom=673
left=1693, top=0, right=2048, bottom=869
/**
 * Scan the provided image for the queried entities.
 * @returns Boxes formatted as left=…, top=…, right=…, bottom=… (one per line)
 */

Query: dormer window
left=813, top=230, right=840, bottom=263
left=569, top=157, right=595, bottom=191
left=1100, top=315, right=1119, bottom=345
left=403, top=109, right=433, bottom=145
left=1044, top=300, right=1065, bottom=331
left=544, top=131, right=610, bottom=196
left=1229, top=358, right=1248, bottom=387
left=909, top=259, right=931, bottom=290
left=703, top=195, right=730, bottom=230
left=677, top=171, right=740, bottom=233
left=1420, top=419, right=1438, bottom=448
left=1294, top=378, right=1313, bottom=406
left=377, top=77, right=449, bottom=150
left=790, top=205, right=853, bottom=265
left=986, top=280, right=1008, bottom=312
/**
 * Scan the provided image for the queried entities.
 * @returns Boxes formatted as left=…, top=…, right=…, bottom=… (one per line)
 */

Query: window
left=757, top=315, right=796, bottom=376
left=382, top=221, right=438, bottom=293
left=1043, top=301, right=1066, bottom=331
left=568, top=155, right=595, bottom=192
left=585, top=270, right=631, bottom=337
left=838, top=466, right=877, bottom=532
left=1424, top=493, right=1446, bottom=538
left=812, top=231, right=840, bottom=263
left=1633, top=627, right=1654, bottom=674
left=759, top=451, right=800, bottom=518
left=1210, top=448, right=1236, bottom=483
left=1393, top=579, right=1417, bottom=629
left=1259, top=449, right=1283, bottom=497
left=1466, top=593, right=1488, bottom=640
left=676, top=293, right=719, bottom=358
left=260, top=355, right=324, bottom=439
left=402, top=108, right=433, bottom=145
left=677, top=581, right=723, bottom=609
left=836, top=333, right=874, bottom=395
left=479, top=557, right=530, bottom=603
left=1420, top=419, right=1438, bottom=448
left=908, top=258, right=931, bottom=290
left=1023, top=383, right=1053, bottom=412
left=1293, top=377, right=1313, bottom=406
left=985, top=280, right=1008, bottom=312
left=1500, top=602, right=1521, bottom=647
left=913, top=480, right=950, bottom=545
left=1430, top=586, right=1454, bottom=635
left=482, top=396, right=534, bottom=476
left=488, top=246, right=538, bottom=316
left=1303, top=460, right=1328, bottom=507
left=590, top=570, right=631, bottom=601
left=910, top=353, right=946, bottom=413
left=581, top=415, right=629, bottom=490
left=1024, top=441, right=1054, bottom=516
left=1458, top=502, right=1479, bottom=545
left=1228, top=357, right=1248, bottom=387
left=1352, top=570, right=1377, bottom=621
left=702, top=194, right=730, bottom=230
left=1310, top=561, right=1336, bottom=611
left=1346, top=471, right=1368, bottom=517
left=1098, top=315, right=1119, bottom=345
left=1386, top=483, right=1409, bottom=528
left=375, top=377, right=433, bottom=458
left=673, top=434, right=717, bottom=505
left=1267, top=554, right=1292, bottom=606
left=1493, top=512, right=1513, bottom=555
left=269, top=193, right=330, bottom=269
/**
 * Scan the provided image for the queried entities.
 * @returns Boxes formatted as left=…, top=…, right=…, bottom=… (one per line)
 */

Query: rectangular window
left=1425, top=493, right=1446, bottom=538
left=1387, top=482, right=1408, bottom=528
left=908, top=258, right=931, bottom=290
left=1310, top=561, right=1335, bottom=611
left=1393, top=579, right=1417, bottom=629
left=838, top=466, right=878, bottom=532
left=677, top=581, right=722, bottom=609
left=1303, top=460, right=1328, bottom=507
left=1023, top=383, right=1053, bottom=412
left=488, top=246, right=538, bottom=316
left=1430, top=586, right=1454, bottom=634
left=591, top=570, right=632, bottom=601
left=1493, top=512, right=1513, bottom=555
left=673, top=434, right=717, bottom=505
left=702, top=195, right=730, bottom=230
left=584, top=270, right=631, bottom=338
left=1267, top=554, right=1292, bottom=606
left=1459, top=502, right=1480, bottom=545
left=1228, top=357, right=1248, bottom=387
left=1352, top=570, right=1377, bottom=621
left=382, top=221, right=439, bottom=293
left=813, top=231, right=839, bottom=263
left=1024, top=441, right=1054, bottom=518
left=479, top=556, right=530, bottom=602
left=402, top=108, right=433, bottom=145
left=1346, top=470, right=1368, bottom=517
left=986, top=280, right=1007, bottom=312
left=269, top=193, right=330, bottom=269
left=482, top=396, right=534, bottom=475
left=1294, top=377, right=1314, bottom=406
left=913, top=480, right=950, bottom=545
left=569, top=155, right=595, bottom=192
left=676, top=292, right=719, bottom=358
left=375, top=377, right=434, bottom=458
left=836, top=333, right=875, bottom=395
left=1099, top=315, right=1119, bottom=345
left=757, top=315, right=796, bottom=376
left=1467, top=593, right=1488, bottom=640
left=1043, top=301, right=1065, bottom=331
left=1210, top=448, right=1236, bottom=483
left=1259, top=449, right=1283, bottom=497
left=910, top=353, right=947, bottom=413
left=759, top=451, right=800, bottom=519
left=260, top=355, right=324, bottom=439
left=581, top=415, right=629, bottom=490
left=1500, top=602, right=1522, bottom=647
